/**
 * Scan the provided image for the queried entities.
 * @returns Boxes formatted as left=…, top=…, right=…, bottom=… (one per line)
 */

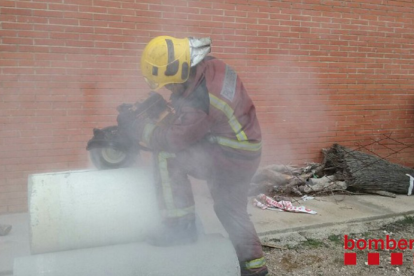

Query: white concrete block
left=14, top=235, right=240, bottom=276
left=28, top=168, right=162, bottom=254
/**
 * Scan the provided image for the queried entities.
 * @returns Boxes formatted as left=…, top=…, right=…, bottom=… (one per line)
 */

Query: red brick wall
left=1, top=0, right=414, bottom=213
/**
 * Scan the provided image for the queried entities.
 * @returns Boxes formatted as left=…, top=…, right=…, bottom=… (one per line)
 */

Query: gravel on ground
left=264, top=216, right=414, bottom=276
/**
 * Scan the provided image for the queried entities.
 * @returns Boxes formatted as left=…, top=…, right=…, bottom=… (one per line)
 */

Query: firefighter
left=120, top=36, right=268, bottom=276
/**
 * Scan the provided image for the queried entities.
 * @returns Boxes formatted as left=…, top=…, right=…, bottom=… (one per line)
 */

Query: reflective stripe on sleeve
left=220, top=65, right=237, bottom=102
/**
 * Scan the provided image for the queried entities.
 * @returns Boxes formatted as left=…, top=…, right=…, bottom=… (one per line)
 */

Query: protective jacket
left=147, top=56, right=262, bottom=163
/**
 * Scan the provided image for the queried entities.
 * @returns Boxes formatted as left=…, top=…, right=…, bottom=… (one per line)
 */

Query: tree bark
left=324, top=144, right=414, bottom=195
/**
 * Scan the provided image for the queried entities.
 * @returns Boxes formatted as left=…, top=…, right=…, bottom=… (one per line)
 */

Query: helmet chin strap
left=189, top=37, right=211, bottom=67
left=166, top=67, right=196, bottom=97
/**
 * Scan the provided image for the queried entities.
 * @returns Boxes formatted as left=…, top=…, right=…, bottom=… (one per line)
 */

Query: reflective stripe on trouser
left=207, top=135, right=262, bottom=152
left=245, top=257, right=266, bottom=269
left=142, top=123, right=156, bottom=146
left=155, top=151, right=195, bottom=219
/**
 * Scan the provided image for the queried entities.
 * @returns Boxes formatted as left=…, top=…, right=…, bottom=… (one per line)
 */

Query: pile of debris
left=250, top=144, right=414, bottom=199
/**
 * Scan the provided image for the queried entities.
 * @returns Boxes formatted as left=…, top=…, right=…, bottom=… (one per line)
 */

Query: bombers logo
left=343, top=235, right=414, bottom=265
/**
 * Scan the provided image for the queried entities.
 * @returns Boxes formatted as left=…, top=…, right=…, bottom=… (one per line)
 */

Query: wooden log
left=264, top=164, right=300, bottom=175
left=308, top=175, right=336, bottom=186
left=261, top=243, right=287, bottom=250
left=363, top=190, right=397, bottom=198
left=324, top=144, right=414, bottom=194
left=302, top=181, right=347, bottom=193
left=251, top=169, right=292, bottom=186
left=251, top=164, right=326, bottom=196
left=248, top=180, right=274, bottom=196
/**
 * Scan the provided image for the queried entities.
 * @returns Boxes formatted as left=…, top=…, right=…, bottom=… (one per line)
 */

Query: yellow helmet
left=141, top=36, right=191, bottom=90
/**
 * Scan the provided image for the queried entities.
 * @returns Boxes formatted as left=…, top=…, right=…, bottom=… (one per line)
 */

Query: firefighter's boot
left=146, top=217, right=197, bottom=247
left=240, top=258, right=269, bottom=276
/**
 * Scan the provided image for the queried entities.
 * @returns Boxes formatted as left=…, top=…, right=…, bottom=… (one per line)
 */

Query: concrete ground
left=1, top=180, right=414, bottom=275
left=0, top=213, right=29, bottom=276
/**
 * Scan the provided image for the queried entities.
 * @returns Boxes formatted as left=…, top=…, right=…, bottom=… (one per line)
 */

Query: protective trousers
left=152, top=141, right=264, bottom=263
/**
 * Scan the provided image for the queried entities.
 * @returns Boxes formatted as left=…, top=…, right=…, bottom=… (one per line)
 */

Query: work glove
left=117, top=113, right=155, bottom=146
left=116, top=110, right=136, bottom=130
left=116, top=109, right=141, bottom=142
